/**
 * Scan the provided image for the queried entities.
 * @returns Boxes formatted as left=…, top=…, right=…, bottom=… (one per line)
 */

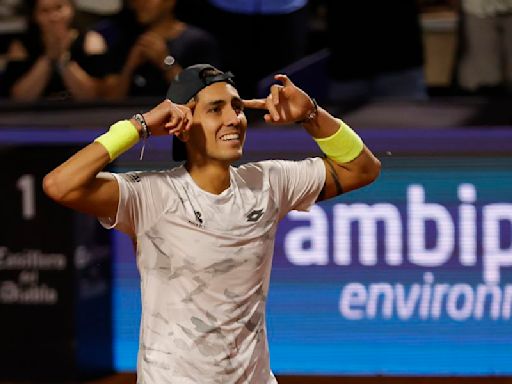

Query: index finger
left=243, top=99, right=267, bottom=110
left=274, top=74, right=293, bottom=86
left=184, top=107, right=193, bottom=131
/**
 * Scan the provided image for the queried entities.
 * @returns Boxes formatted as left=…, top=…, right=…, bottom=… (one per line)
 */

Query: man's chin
left=219, top=151, right=243, bottom=163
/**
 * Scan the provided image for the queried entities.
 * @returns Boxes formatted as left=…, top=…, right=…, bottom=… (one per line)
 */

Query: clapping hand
left=132, top=32, right=170, bottom=70
left=43, top=24, right=74, bottom=62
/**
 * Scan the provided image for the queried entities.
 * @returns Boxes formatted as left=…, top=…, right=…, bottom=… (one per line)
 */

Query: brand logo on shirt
left=187, top=211, right=204, bottom=228
left=194, top=211, right=203, bottom=224
left=246, top=209, right=264, bottom=222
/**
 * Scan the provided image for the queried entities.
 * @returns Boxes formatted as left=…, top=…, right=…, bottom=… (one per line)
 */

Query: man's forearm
left=302, top=106, right=342, bottom=139
left=303, top=106, right=365, bottom=166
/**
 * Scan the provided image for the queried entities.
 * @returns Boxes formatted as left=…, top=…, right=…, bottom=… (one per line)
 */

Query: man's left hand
left=243, top=74, right=315, bottom=125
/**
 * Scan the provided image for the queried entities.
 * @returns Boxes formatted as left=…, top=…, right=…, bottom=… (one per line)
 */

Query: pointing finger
left=271, top=84, right=282, bottom=105
left=243, top=99, right=267, bottom=110
left=274, top=74, right=293, bottom=87
left=167, top=126, right=181, bottom=135
left=168, top=108, right=183, bottom=129
left=266, top=95, right=280, bottom=122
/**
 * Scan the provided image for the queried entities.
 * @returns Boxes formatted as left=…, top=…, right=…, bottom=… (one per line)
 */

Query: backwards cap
left=166, top=64, right=235, bottom=161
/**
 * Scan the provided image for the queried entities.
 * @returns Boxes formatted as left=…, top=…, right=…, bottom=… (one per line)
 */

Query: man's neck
left=185, top=162, right=231, bottom=195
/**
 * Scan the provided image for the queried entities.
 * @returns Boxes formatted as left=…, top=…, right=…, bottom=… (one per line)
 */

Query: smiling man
left=43, top=64, right=380, bottom=383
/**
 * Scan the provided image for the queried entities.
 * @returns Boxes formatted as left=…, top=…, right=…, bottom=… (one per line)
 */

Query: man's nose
left=224, top=107, right=241, bottom=126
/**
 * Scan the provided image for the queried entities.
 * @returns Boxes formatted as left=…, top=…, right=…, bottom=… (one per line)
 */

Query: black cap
left=167, top=64, right=235, bottom=161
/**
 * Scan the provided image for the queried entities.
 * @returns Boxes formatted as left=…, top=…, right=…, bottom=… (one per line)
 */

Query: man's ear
left=186, top=99, right=196, bottom=112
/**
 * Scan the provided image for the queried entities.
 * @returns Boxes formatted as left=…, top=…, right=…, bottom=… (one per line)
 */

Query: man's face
left=185, top=82, right=247, bottom=164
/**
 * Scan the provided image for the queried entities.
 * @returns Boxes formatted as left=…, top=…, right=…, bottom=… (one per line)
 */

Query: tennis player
left=43, top=64, right=380, bottom=383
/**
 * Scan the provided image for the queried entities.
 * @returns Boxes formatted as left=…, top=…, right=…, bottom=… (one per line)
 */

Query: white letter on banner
left=431, top=283, right=450, bottom=319
left=284, top=205, right=328, bottom=265
left=458, top=183, right=477, bottom=266
left=502, top=285, right=512, bottom=319
left=395, top=283, right=421, bottom=320
left=333, top=203, right=402, bottom=266
left=408, top=185, right=454, bottom=266
left=474, top=284, right=501, bottom=320
left=340, top=283, right=367, bottom=320
left=367, top=283, right=394, bottom=319
left=446, top=284, right=474, bottom=321
left=483, top=204, right=512, bottom=284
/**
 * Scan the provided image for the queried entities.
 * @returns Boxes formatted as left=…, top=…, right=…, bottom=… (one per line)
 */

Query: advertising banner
left=110, top=130, right=512, bottom=375
left=268, top=157, right=512, bottom=375
left=0, top=145, right=112, bottom=380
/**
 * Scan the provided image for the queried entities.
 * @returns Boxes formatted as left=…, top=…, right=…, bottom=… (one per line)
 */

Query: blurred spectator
left=0, top=0, right=25, bottom=72
left=201, top=0, right=310, bottom=97
left=98, top=0, right=221, bottom=99
left=456, top=0, right=512, bottom=94
left=75, top=0, right=121, bottom=16
left=73, top=0, right=122, bottom=31
left=324, top=0, right=428, bottom=103
left=0, top=0, right=107, bottom=102
left=0, top=0, right=22, bottom=19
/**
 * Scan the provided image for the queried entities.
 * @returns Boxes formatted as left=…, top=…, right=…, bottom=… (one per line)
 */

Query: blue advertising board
left=268, top=157, right=512, bottom=375
left=2, top=121, right=511, bottom=376
left=109, top=128, right=512, bottom=375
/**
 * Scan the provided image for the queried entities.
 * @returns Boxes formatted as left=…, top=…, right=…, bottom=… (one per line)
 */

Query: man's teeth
left=220, top=133, right=239, bottom=141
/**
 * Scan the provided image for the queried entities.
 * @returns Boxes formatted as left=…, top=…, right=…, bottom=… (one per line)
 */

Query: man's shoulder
left=236, top=159, right=290, bottom=171
left=234, top=159, right=316, bottom=187
left=237, top=158, right=322, bottom=174
left=235, top=160, right=281, bottom=177
left=116, top=165, right=185, bottom=184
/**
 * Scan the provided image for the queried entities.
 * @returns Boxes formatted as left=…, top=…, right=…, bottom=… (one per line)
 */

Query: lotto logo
left=247, top=209, right=264, bottom=222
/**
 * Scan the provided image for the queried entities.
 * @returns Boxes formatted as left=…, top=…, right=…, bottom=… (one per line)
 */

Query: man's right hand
left=142, top=99, right=193, bottom=137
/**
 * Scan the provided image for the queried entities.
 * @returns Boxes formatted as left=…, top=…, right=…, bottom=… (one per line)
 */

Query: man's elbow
left=361, top=157, right=381, bottom=186
left=369, top=157, right=382, bottom=181
left=42, top=171, right=68, bottom=203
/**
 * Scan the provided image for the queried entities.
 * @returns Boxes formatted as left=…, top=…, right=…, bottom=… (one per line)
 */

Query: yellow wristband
left=313, top=119, right=364, bottom=163
left=95, top=120, right=140, bottom=161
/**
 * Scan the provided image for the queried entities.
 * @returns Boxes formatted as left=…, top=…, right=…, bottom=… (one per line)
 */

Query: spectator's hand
left=125, top=43, right=145, bottom=72
left=43, top=26, right=74, bottom=61
left=142, top=99, right=193, bottom=137
left=243, top=74, right=315, bottom=125
left=135, top=32, right=169, bottom=71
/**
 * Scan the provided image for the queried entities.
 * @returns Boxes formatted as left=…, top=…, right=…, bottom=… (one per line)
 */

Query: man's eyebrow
left=204, top=99, right=225, bottom=107
left=204, top=97, right=243, bottom=107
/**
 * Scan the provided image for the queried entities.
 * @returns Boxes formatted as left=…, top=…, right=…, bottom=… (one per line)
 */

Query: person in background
left=1, top=0, right=107, bottom=101
left=98, top=0, right=221, bottom=99
left=72, top=0, right=122, bottom=31
left=196, top=0, right=310, bottom=97
left=456, top=0, right=512, bottom=94
left=324, top=0, right=428, bottom=104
